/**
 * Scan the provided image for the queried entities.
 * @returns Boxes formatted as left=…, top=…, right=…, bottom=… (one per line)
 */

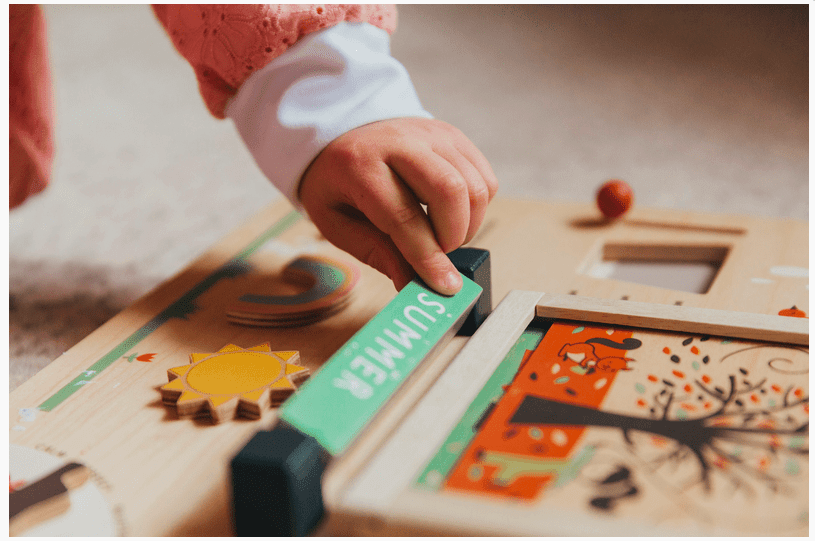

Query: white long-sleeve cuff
left=225, top=21, right=433, bottom=211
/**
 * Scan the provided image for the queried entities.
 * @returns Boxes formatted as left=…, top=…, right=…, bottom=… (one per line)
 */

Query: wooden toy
left=9, top=444, right=118, bottom=536
left=232, top=273, right=483, bottom=535
left=8, top=197, right=807, bottom=535
left=226, top=255, right=360, bottom=327
left=597, top=179, right=633, bottom=218
left=447, top=248, right=492, bottom=335
left=323, top=291, right=807, bottom=536
left=160, top=343, right=308, bottom=423
left=778, top=305, right=807, bottom=318
left=9, top=462, right=90, bottom=536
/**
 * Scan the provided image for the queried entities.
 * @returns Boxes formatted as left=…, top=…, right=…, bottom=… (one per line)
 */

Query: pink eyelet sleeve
left=151, top=4, right=397, bottom=119
left=9, top=5, right=54, bottom=209
left=8, top=5, right=397, bottom=209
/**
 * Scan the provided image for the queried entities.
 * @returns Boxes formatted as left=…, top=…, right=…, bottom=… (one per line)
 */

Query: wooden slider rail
left=535, top=295, right=809, bottom=346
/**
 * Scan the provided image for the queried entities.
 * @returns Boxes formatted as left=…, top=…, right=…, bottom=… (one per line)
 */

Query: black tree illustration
left=509, top=344, right=808, bottom=494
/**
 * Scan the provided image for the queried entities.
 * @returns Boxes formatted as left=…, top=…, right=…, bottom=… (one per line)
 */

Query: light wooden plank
left=327, top=290, right=543, bottom=513
left=332, top=289, right=809, bottom=536
left=535, top=294, right=808, bottom=345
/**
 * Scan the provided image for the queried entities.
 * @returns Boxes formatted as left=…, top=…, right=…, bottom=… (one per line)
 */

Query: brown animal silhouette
left=558, top=339, right=637, bottom=373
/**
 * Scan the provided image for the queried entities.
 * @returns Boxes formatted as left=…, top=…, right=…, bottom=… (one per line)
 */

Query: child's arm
left=9, top=5, right=54, bottom=209
left=225, top=20, right=498, bottom=294
left=155, top=6, right=497, bottom=294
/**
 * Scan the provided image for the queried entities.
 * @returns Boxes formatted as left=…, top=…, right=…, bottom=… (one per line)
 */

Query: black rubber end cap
left=231, top=423, right=329, bottom=536
left=448, top=247, right=492, bottom=336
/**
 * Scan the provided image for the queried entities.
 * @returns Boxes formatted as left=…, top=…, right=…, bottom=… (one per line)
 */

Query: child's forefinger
left=430, top=122, right=499, bottom=245
left=310, top=205, right=415, bottom=291
left=431, top=143, right=493, bottom=246
left=353, top=164, right=463, bottom=295
left=388, top=150, right=470, bottom=254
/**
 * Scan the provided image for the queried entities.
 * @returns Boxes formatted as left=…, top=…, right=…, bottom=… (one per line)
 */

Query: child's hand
left=299, top=117, right=498, bottom=295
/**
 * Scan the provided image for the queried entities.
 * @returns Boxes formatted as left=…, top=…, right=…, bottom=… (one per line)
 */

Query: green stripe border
left=37, top=209, right=302, bottom=412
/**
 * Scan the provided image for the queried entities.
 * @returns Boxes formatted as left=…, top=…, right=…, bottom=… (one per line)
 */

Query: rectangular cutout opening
left=583, top=243, right=730, bottom=294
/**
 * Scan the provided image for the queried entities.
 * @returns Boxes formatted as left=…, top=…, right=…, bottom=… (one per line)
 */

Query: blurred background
left=9, top=5, right=808, bottom=390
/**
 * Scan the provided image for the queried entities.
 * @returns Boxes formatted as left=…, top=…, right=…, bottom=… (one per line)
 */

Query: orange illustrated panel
left=425, top=322, right=808, bottom=534
left=444, top=323, right=638, bottom=499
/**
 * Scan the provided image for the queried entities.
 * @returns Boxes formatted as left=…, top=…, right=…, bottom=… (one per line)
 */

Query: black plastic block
left=448, top=247, right=492, bottom=336
left=231, top=423, right=329, bottom=536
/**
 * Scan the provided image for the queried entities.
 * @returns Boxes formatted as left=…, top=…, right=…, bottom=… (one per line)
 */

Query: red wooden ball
left=596, top=179, right=633, bottom=219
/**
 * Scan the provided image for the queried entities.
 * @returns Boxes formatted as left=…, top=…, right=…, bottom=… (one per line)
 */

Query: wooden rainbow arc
left=227, top=255, right=361, bottom=327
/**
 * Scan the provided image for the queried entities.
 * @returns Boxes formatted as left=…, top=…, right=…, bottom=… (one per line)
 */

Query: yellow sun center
left=160, top=343, right=308, bottom=423
left=186, top=352, right=283, bottom=395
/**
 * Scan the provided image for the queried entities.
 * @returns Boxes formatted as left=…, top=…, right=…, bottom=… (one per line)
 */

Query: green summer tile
left=280, top=276, right=482, bottom=455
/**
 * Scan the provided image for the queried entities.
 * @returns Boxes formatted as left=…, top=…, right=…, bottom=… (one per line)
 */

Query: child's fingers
left=454, top=139, right=500, bottom=202
left=298, top=117, right=499, bottom=295
left=438, top=122, right=500, bottom=202
left=310, top=204, right=416, bottom=290
left=457, top=147, right=499, bottom=242
left=426, top=121, right=499, bottom=244
left=351, top=164, right=463, bottom=295
left=388, top=150, right=470, bottom=253
left=429, top=145, right=492, bottom=245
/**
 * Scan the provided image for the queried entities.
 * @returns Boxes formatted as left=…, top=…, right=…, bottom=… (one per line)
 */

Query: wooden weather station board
left=9, top=196, right=808, bottom=536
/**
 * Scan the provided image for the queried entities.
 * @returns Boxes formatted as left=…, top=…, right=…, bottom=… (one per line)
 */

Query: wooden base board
left=327, top=292, right=808, bottom=536
left=9, top=197, right=807, bottom=535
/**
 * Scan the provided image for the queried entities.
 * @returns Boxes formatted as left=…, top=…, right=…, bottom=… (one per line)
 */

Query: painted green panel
left=415, top=327, right=547, bottom=489
left=279, top=277, right=482, bottom=455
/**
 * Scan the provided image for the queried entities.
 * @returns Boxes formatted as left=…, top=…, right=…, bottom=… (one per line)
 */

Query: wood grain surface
left=9, top=197, right=808, bottom=535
